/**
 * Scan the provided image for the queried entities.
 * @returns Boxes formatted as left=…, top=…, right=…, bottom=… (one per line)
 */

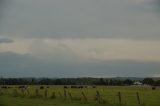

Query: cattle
left=78, top=86, right=83, bottom=88
left=64, top=86, right=68, bottom=89
left=152, top=86, right=156, bottom=90
left=71, top=85, right=77, bottom=88
left=7, top=86, right=12, bottom=88
left=40, top=86, right=44, bottom=89
left=18, top=85, right=25, bottom=89
left=1, top=86, right=7, bottom=89
left=92, top=86, right=96, bottom=88
left=71, top=85, right=84, bottom=89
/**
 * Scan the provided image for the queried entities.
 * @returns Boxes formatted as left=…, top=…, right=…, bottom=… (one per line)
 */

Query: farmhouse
left=133, top=81, right=143, bottom=86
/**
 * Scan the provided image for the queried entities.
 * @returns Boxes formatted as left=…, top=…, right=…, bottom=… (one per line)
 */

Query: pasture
left=0, top=86, right=160, bottom=106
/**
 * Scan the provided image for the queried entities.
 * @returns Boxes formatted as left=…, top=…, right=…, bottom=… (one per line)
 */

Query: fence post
left=44, top=89, right=47, bottom=99
left=58, top=92, right=63, bottom=99
left=26, top=88, right=30, bottom=96
left=35, top=89, right=39, bottom=97
left=68, top=92, right=73, bottom=101
left=12, top=89, right=18, bottom=97
left=118, top=92, right=122, bottom=106
left=0, top=89, right=3, bottom=96
left=51, top=91, right=56, bottom=99
left=82, top=92, right=88, bottom=102
left=21, top=88, right=25, bottom=96
left=64, top=89, right=67, bottom=100
left=4, top=89, right=8, bottom=95
left=96, top=90, right=101, bottom=103
left=136, top=92, right=141, bottom=106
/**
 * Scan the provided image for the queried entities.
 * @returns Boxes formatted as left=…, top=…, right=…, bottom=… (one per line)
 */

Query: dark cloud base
left=0, top=52, right=159, bottom=77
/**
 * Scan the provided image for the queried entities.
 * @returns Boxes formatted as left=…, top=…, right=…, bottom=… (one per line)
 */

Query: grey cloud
left=0, top=37, right=14, bottom=43
left=0, top=0, right=160, bottom=40
left=0, top=52, right=160, bottom=77
left=0, top=0, right=7, bottom=19
left=29, top=40, right=77, bottom=63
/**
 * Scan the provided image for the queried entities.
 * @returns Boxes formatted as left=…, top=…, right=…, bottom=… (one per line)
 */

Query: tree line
left=0, top=77, right=160, bottom=86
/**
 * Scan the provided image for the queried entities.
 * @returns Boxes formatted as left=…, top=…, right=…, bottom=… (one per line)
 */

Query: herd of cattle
left=0, top=85, right=96, bottom=90
left=1, top=85, right=28, bottom=89
left=64, top=85, right=96, bottom=89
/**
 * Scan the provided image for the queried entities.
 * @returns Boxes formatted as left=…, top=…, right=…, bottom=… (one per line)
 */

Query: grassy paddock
left=0, top=86, right=160, bottom=106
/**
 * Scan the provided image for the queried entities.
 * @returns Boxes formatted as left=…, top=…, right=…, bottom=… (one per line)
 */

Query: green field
left=0, top=86, right=160, bottom=106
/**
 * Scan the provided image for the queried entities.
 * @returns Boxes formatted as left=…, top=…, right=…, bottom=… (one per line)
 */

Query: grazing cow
left=40, top=86, right=44, bottom=89
left=71, top=85, right=77, bottom=88
left=92, top=86, right=96, bottom=88
left=18, top=85, right=25, bottom=89
left=152, top=86, right=156, bottom=90
left=7, top=86, right=12, bottom=88
left=1, top=86, right=7, bottom=89
left=78, top=86, right=83, bottom=89
left=64, top=86, right=68, bottom=89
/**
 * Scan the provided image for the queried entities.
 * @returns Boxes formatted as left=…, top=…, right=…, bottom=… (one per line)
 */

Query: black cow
left=64, top=86, right=68, bottom=89
left=1, top=86, right=7, bottom=89
left=40, top=86, right=44, bottom=89
left=92, top=86, right=96, bottom=88
left=152, top=86, right=156, bottom=90
left=18, top=85, right=25, bottom=89
left=78, top=86, right=83, bottom=88
left=71, top=85, right=77, bottom=88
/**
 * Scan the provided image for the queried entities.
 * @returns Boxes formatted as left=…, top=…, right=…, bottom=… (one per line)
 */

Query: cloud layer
left=0, top=0, right=160, bottom=77
left=1, top=0, right=160, bottom=40
left=1, top=52, right=160, bottom=77
left=1, top=38, right=160, bottom=62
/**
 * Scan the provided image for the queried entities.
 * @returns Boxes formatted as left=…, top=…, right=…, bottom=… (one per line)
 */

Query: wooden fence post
left=44, top=89, right=47, bottom=99
left=58, top=92, right=63, bottom=99
left=68, top=92, right=73, bottom=101
left=4, top=89, right=8, bottom=95
left=82, top=92, right=88, bottom=102
left=64, top=89, right=67, bottom=100
left=35, top=89, right=39, bottom=97
left=0, top=89, right=3, bottom=96
left=118, top=92, right=122, bottom=106
left=12, top=89, right=18, bottom=97
left=96, top=90, right=101, bottom=103
left=51, top=91, right=56, bottom=99
left=21, top=88, right=25, bottom=96
left=136, top=92, right=141, bottom=106
left=26, top=88, right=30, bottom=96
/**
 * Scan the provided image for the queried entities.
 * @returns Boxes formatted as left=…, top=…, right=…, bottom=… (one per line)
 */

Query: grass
left=0, top=86, right=160, bottom=106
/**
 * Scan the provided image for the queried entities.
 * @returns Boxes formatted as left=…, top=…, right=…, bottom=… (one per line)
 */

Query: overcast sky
left=0, top=0, right=160, bottom=77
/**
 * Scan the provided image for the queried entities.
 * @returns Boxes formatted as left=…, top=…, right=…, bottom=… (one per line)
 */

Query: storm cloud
left=0, top=0, right=160, bottom=77
left=0, top=0, right=160, bottom=40
left=0, top=52, right=160, bottom=77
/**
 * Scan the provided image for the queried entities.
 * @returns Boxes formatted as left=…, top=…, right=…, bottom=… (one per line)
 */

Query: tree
left=143, top=78, right=154, bottom=85
left=123, top=79, right=133, bottom=85
left=54, top=79, right=62, bottom=85
left=95, top=78, right=106, bottom=85
left=155, top=80, right=160, bottom=86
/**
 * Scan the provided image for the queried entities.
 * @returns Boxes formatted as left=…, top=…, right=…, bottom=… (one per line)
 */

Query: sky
left=0, top=0, right=160, bottom=77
